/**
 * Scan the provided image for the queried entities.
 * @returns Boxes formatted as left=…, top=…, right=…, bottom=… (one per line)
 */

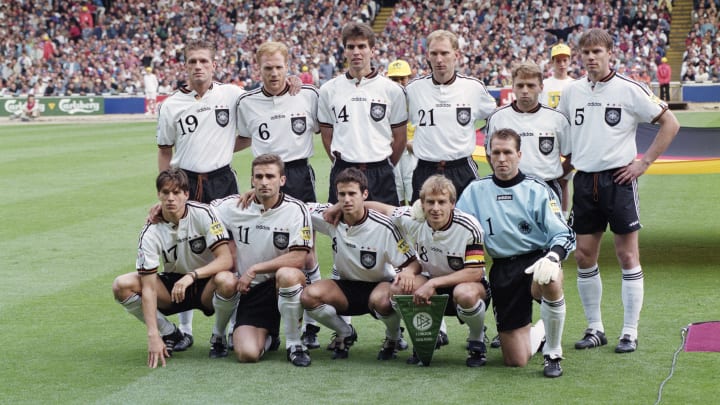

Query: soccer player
left=156, top=39, right=244, bottom=351
left=364, top=176, right=490, bottom=367
left=406, top=29, right=496, bottom=202
left=234, top=41, right=324, bottom=349
left=386, top=59, right=417, bottom=205
left=301, top=168, right=420, bottom=360
left=112, top=168, right=237, bottom=368
left=457, top=129, right=575, bottom=378
left=318, top=22, right=408, bottom=206
left=485, top=61, right=572, bottom=203
left=557, top=28, right=680, bottom=353
left=540, top=43, right=576, bottom=217
left=212, top=154, right=313, bottom=367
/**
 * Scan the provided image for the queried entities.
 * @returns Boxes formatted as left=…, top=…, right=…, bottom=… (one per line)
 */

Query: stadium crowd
left=0, top=0, right=718, bottom=98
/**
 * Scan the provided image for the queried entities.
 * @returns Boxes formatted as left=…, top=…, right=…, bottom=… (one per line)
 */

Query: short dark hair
left=252, top=153, right=285, bottom=176
left=335, top=167, right=368, bottom=192
left=156, top=168, right=189, bottom=192
left=490, top=128, right=521, bottom=151
left=341, top=22, right=375, bottom=47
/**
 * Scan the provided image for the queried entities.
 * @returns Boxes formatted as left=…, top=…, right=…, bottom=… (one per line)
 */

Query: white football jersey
left=557, top=71, right=668, bottom=172
left=157, top=82, right=244, bottom=172
left=237, top=85, right=319, bottom=161
left=212, top=194, right=313, bottom=287
left=391, top=206, right=486, bottom=278
left=308, top=204, right=416, bottom=282
left=485, top=102, right=571, bottom=180
left=540, top=76, right=574, bottom=108
left=318, top=69, right=408, bottom=163
left=406, top=73, right=496, bottom=161
left=136, top=202, right=230, bottom=275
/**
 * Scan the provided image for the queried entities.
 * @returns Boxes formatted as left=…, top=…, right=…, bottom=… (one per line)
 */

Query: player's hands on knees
left=148, top=335, right=169, bottom=368
left=146, top=203, right=163, bottom=224
left=524, top=252, right=560, bottom=285
left=237, top=270, right=255, bottom=294
left=393, top=269, right=415, bottom=294
left=236, top=190, right=256, bottom=209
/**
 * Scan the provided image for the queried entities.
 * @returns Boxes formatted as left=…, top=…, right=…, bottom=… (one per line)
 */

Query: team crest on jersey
left=447, top=256, right=464, bottom=270
left=604, top=107, right=621, bottom=127
left=370, top=102, right=386, bottom=122
left=291, top=116, right=307, bottom=135
left=539, top=136, right=554, bottom=155
left=215, top=108, right=230, bottom=127
left=360, top=250, right=377, bottom=269
left=517, top=221, right=532, bottom=235
left=273, top=232, right=290, bottom=249
left=189, top=237, right=206, bottom=254
left=456, top=107, right=471, bottom=126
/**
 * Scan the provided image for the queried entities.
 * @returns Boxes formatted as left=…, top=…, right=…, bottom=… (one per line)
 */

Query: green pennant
left=393, top=294, right=449, bottom=366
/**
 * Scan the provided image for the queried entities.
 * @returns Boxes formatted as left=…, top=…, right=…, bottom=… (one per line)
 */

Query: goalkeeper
left=456, top=128, right=575, bottom=378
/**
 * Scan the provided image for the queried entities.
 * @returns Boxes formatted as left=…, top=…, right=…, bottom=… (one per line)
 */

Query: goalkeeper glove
left=524, top=252, right=561, bottom=285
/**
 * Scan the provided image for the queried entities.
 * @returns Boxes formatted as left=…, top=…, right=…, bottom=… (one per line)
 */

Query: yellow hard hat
left=302, top=65, right=308, bottom=72
left=661, top=57, right=668, bottom=63
left=551, top=43, right=571, bottom=58
left=387, top=59, right=411, bottom=77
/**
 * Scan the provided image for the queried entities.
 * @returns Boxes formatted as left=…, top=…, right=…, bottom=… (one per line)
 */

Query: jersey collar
left=492, top=171, right=526, bottom=188
left=588, top=70, right=615, bottom=84
left=511, top=101, right=541, bottom=113
left=342, top=207, right=369, bottom=227
left=344, top=67, right=379, bottom=81
left=434, top=210, right=454, bottom=232
left=431, top=72, right=457, bottom=85
left=261, top=84, right=290, bottom=97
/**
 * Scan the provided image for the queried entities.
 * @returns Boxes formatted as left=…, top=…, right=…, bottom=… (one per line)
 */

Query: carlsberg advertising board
left=1, top=97, right=104, bottom=117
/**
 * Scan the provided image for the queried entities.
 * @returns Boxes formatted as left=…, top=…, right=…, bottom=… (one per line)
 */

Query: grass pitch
left=1, top=113, right=718, bottom=404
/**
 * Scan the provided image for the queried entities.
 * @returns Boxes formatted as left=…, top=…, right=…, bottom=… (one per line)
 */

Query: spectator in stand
left=299, top=65, right=314, bottom=85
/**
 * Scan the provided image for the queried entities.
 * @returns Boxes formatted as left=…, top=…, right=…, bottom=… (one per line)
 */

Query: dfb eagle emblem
left=273, top=232, right=290, bottom=249
left=291, top=116, right=306, bottom=135
left=539, top=136, right=554, bottom=155
left=605, top=107, right=621, bottom=127
left=447, top=256, right=464, bottom=270
left=456, top=107, right=471, bottom=126
left=370, top=102, right=386, bottom=122
left=189, top=237, right=206, bottom=254
left=360, top=250, right=377, bottom=269
left=518, top=221, right=532, bottom=235
left=215, top=108, right=230, bottom=127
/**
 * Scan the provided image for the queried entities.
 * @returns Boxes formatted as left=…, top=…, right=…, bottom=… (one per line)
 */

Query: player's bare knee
left=276, top=267, right=305, bottom=287
left=452, top=282, right=481, bottom=307
left=112, top=273, right=137, bottom=300
left=213, top=271, right=236, bottom=296
left=300, top=285, right=321, bottom=308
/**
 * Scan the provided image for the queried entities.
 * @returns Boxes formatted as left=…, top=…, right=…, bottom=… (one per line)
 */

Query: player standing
left=143, top=66, right=159, bottom=116
left=406, top=30, right=496, bottom=202
left=485, top=62, right=572, bottom=202
left=557, top=28, right=679, bottom=353
left=112, top=169, right=237, bottom=368
left=318, top=22, right=407, bottom=206
left=155, top=39, right=244, bottom=351
left=212, top=154, right=313, bottom=366
left=301, top=168, right=420, bottom=360
left=457, top=129, right=575, bottom=378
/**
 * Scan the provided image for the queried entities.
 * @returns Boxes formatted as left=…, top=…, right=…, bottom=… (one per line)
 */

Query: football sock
left=178, top=310, right=194, bottom=336
left=577, top=265, right=604, bottom=331
left=303, top=265, right=321, bottom=329
left=308, top=304, right=352, bottom=337
left=541, top=296, right=566, bottom=358
left=212, top=292, right=240, bottom=337
left=530, top=319, right=545, bottom=355
left=440, top=318, right=448, bottom=334
left=120, top=294, right=144, bottom=322
left=375, top=309, right=401, bottom=340
left=457, top=299, right=486, bottom=342
left=279, top=284, right=304, bottom=348
left=621, top=266, right=644, bottom=340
